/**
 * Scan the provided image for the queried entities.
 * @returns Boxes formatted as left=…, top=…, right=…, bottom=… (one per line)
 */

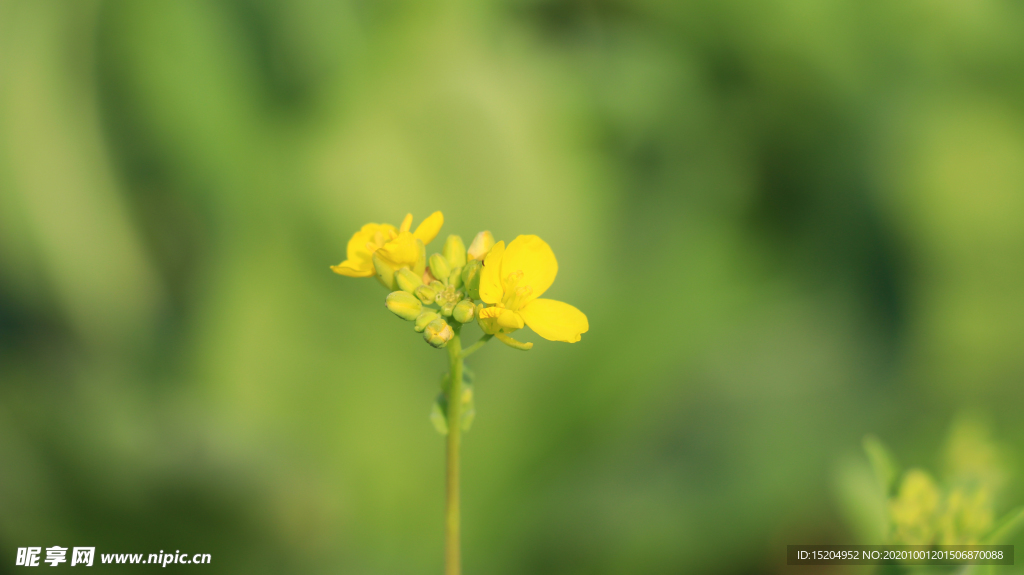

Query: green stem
left=459, top=334, right=493, bottom=360
left=445, top=326, right=463, bottom=575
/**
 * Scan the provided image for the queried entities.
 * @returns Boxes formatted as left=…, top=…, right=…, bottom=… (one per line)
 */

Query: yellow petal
left=520, top=298, right=588, bottom=343
left=496, top=309, right=525, bottom=331
left=478, top=240, right=505, bottom=304
left=478, top=305, right=524, bottom=333
left=348, top=223, right=380, bottom=256
left=478, top=306, right=502, bottom=319
left=501, top=235, right=557, bottom=300
left=334, top=223, right=382, bottom=277
left=413, top=211, right=444, bottom=244
left=377, top=231, right=420, bottom=266
left=330, top=261, right=374, bottom=277
left=399, top=213, right=413, bottom=233
left=477, top=306, right=501, bottom=334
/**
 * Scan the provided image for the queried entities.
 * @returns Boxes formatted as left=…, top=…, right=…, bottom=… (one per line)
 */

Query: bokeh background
left=2, top=0, right=1024, bottom=573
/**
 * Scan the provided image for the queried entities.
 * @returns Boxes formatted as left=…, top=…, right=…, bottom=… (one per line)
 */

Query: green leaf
left=461, top=384, right=475, bottom=432
left=833, top=456, right=888, bottom=544
left=985, top=506, right=1024, bottom=544
left=432, top=372, right=477, bottom=435
left=430, top=393, right=448, bottom=436
left=863, top=434, right=898, bottom=497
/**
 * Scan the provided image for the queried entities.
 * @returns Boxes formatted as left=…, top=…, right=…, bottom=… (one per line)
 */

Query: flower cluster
left=856, top=419, right=1022, bottom=547
left=332, top=211, right=588, bottom=350
left=332, top=211, right=590, bottom=572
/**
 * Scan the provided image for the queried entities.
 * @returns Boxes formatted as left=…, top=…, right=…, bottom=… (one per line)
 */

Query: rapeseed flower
left=331, top=211, right=444, bottom=287
left=331, top=216, right=590, bottom=575
left=477, top=235, right=588, bottom=344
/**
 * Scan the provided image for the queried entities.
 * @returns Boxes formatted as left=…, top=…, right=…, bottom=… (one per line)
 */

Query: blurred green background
left=2, top=0, right=1024, bottom=573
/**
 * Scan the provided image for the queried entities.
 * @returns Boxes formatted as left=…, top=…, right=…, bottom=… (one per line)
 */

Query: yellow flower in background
left=857, top=422, right=1020, bottom=549
left=889, top=469, right=941, bottom=545
left=938, top=487, right=994, bottom=545
left=477, top=235, right=588, bottom=343
left=331, top=211, right=444, bottom=284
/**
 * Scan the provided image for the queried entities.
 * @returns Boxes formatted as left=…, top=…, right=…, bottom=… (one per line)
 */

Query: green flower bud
left=440, top=300, right=457, bottom=317
left=461, top=260, right=482, bottom=300
left=442, top=235, right=467, bottom=269
left=429, top=280, right=445, bottom=293
left=434, top=283, right=463, bottom=317
left=448, top=267, right=463, bottom=289
left=385, top=290, right=422, bottom=321
left=452, top=299, right=475, bottom=323
left=372, top=252, right=397, bottom=290
left=396, top=268, right=423, bottom=293
left=467, top=231, right=495, bottom=260
left=414, top=310, right=440, bottom=333
left=413, top=239, right=427, bottom=276
left=429, top=253, right=451, bottom=283
left=423, top=318, right=454, bottom=348
left=414, top=284, right=437, bottom=305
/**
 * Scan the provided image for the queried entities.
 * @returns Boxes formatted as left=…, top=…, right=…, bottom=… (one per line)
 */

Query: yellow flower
left=477, top=235, right=588, bottom=343
left=889, top=470, right=941, bottom=544
left=331, top=211, right=444, bottom=282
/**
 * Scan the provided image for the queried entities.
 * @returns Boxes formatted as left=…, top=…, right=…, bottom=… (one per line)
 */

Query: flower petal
left=501, top=235, right=557, bottom=300
left=497, top=309, right=525, bottom=331
left=478, top=240, right=505, bottom=304
left=520, top=298, right=588, bottom=343
left=478, top=306, right=502, bottom=319
left=413, top=211, right=444, bottom=244
left=333, top=223, right=382, bottom=277
left=330, top=261, right=374, bottom=277
left=377, top=231, right=420, bottom=266
left=477, top=305, right=500, bottom=334
left=399, top=213, right=414, bottom=233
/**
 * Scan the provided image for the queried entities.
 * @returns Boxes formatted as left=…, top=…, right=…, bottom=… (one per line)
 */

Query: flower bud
left=452, top=299, right=475, bottom=323
left=467, top=231, right=495, bottom=260
left=440, top=300, right=457, bottom=317
left=372, top=252, right=397, bottom=290
left=434, top=283, right=463, bottom=317
left=442, top=235, right=467, bottom=269
left=385, top=290, right=422, bottom=321
left=414, top=310, right=440, bottom=333
left=429, top=253, right=451, bottom=283
left=396, top=268, right=423, bottom=293
left=421, top=266, right=436, bottom=285
left=448, top=267, right=463, bottom=289
left=423, top=318, right=454, bottom=348
left=413, top=239, right=427, bottom=276
left=461, top=260, right=482, bottom=300
left=429, top=280, right=445, bottom=293
left=414, top=284, right=437, bottom=304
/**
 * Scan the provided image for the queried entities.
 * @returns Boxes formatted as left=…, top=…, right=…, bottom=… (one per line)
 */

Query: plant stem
left=445, top=325, right=463, bottom=575
left=459, top=334, right=492, bottom=360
